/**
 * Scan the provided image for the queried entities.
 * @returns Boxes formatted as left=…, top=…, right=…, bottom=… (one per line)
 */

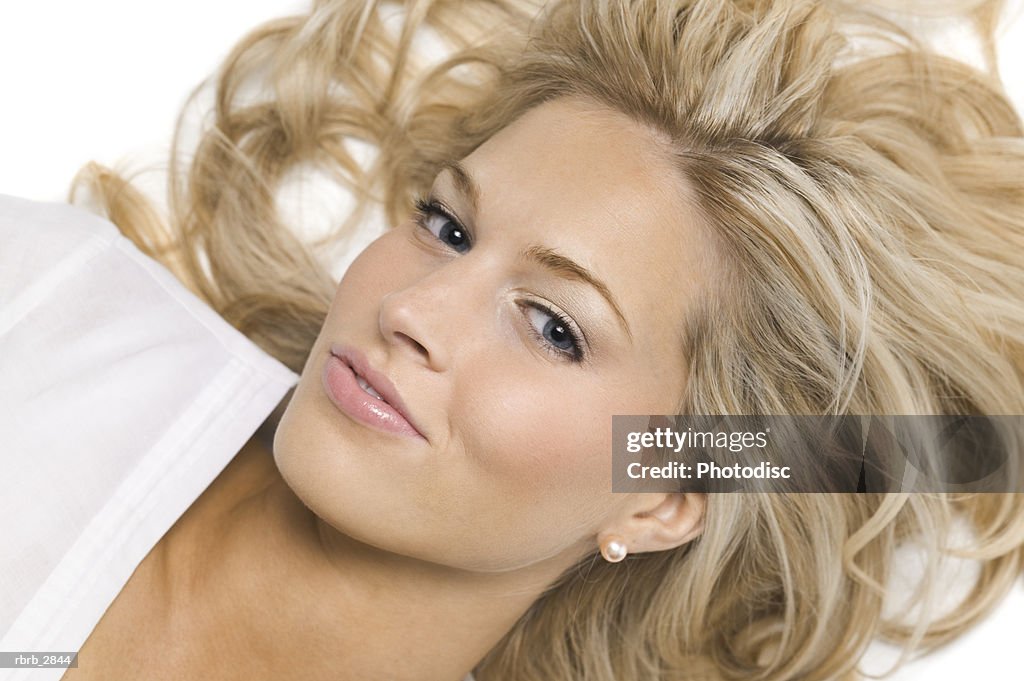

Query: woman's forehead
left=466, top=97, right=676, bottom=206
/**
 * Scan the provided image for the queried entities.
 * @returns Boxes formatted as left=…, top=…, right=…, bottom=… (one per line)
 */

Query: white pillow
left=0, top=194, right=298, bottom=677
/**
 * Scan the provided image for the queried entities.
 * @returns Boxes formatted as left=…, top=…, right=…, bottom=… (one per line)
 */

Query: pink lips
left=321, top=344, right=426, bottom=441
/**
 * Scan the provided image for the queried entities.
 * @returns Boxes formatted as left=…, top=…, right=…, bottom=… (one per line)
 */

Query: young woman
left=11, top=0, right=1024, bottom=679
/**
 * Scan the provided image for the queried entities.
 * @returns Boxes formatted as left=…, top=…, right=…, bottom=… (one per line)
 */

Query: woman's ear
left=603, top=493, right=706, bottom=555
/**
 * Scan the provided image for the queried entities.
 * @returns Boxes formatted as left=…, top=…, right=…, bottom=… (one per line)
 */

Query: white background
left=1, top=1, right=1022, bottom=678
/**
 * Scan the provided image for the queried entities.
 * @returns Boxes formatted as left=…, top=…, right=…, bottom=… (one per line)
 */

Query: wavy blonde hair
left=74, top=0, right=1024, bottom=678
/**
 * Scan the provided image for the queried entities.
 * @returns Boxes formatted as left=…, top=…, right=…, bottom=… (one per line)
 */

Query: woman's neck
left=151, top=435, right=568, bottom=681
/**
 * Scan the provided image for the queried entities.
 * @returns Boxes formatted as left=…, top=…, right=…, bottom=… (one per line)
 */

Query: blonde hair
left=74, top=0, right=1024, bottom=678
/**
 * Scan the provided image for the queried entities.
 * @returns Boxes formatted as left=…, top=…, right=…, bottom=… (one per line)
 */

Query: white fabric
left=0, top=195, right=298, bottom=679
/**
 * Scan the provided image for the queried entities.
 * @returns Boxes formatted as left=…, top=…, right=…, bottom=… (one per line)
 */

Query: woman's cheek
left=456, top=367, right=613, bottom=493
left=338, top=229, right=419, bottom=299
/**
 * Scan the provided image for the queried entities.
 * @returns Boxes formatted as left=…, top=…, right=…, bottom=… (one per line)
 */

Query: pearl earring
left=600, top=537, right=628, bottom=563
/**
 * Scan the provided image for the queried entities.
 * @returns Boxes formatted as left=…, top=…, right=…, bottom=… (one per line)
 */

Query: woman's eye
left=413, top=198, right=471, bottom=254
left=523, top=303, right=585, bottom=364
left=413, top=196, right=584, bottom=364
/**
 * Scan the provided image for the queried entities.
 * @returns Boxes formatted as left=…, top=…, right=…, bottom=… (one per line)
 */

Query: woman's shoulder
left=0, top=195, right=296, bottom=668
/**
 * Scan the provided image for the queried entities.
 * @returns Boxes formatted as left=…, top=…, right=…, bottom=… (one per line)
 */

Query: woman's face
left=275, top=96, right=710, bottom=572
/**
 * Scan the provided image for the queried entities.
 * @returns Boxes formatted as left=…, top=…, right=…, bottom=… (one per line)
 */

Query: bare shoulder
left=61, top=433, right=277, bottom=680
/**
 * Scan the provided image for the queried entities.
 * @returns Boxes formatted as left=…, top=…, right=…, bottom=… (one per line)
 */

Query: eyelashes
left=411, top=196, right=587, bottom=364
left=413, top=197, right=471, bottom=253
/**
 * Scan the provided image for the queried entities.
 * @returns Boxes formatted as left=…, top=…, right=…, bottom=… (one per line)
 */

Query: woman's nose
left=377, top=280, right=453, bottom=373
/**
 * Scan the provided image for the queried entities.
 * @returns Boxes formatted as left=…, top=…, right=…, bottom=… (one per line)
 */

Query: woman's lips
left=321, top=348, right=427, bottom=441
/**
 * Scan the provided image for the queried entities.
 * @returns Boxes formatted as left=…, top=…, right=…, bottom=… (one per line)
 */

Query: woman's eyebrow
left=440, top=159, right=480, bottom=214
left=438, top=160, right=634, bottom=342
left=521, top=244, right=633, bottom=342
